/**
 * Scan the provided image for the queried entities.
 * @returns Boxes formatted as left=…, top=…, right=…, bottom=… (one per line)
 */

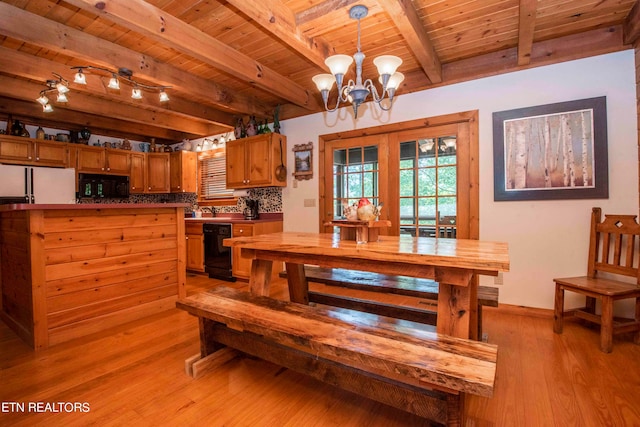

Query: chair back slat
left=589, top=207, right=640, bottom=283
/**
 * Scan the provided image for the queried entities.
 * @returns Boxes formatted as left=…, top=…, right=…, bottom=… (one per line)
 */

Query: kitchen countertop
left=184, top=212, right=283, bottom=224
left=0, top=203, right=189, bottom=212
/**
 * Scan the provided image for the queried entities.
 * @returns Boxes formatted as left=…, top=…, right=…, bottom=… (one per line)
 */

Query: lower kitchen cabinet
left=232, top=221, right=283, bottom=279
left=186, top=222, right=204, bottom=272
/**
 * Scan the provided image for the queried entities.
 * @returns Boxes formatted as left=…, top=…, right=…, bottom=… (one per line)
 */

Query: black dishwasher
left=203, top=223, right=235, bottom=281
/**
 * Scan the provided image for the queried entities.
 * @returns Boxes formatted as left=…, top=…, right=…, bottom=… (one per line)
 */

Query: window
left=198, top=150, right=234, bottom=200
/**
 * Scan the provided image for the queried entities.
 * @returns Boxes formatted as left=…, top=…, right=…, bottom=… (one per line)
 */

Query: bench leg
left=199, top=317, right=225, bottom=357
left=553, top=284, right=564, bottom=334
left=446, top=393, right=464, bottom=427
left=600, top=296, right=614, bottom=353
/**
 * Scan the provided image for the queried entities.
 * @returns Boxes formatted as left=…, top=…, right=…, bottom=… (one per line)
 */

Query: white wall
left=279, top=50, right=638, bottom=313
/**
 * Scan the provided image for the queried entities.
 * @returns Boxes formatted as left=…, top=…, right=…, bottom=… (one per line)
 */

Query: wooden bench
left=279, top=266, right=499, bottom=339
left=177, top=286, right=498, bottom=426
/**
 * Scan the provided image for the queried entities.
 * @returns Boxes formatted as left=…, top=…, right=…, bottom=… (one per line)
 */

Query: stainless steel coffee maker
left=244, top=199, right=259, bottom=220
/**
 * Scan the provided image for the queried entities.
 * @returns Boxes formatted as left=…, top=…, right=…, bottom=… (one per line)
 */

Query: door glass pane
left=399, top=135, right=457, bottom=238
left=332, top=145, right=379, bottom=222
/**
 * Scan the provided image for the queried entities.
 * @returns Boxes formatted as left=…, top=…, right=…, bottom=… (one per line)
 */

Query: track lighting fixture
left=71, top=66, right=170, bottom=102
left=36, top=66, right=171, bottom=113
left=35, top=73, right=69, bottom=113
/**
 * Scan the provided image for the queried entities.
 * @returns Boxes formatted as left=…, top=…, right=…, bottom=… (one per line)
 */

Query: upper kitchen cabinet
left=129, top=152, right=146, bottom=194
left=76, top=145, right=130, bottom=175
left=226, top=133, right=287, bottom=189
left=0, top=135, right=68, bottom=167
left=170, top=151, right=197, bottom=193
left=146, top=153, right=170, bottom=193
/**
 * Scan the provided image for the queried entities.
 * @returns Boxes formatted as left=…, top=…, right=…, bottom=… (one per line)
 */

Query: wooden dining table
left=223, top=232, right=510, bottom=340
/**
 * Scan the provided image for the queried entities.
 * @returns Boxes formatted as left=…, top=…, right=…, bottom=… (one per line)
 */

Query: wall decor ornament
left=292, top=142, right=313, bottom=181
left=492, top=96, right=608, bottom=201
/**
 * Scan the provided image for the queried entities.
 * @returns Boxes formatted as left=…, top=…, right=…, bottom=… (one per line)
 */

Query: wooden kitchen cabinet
left=130, top=152, right=171, bottom=194
left=170, top=151, right=197, bottom=193
left=77, top=146, right=130, bottom=175
left=146, top=153, right=170, bottom=193
left=0, top=135, right=68, bottom=167
left=232, top=221, right=283, bottom=279
left=226, top=133, right=287, bottom=189
left=185, top=222, right=204, bottom=272
left=129, top=152, right=146, bottom=193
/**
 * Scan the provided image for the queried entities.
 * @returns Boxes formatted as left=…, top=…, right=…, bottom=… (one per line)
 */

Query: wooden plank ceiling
left=0, top=0, right=638, bottom=144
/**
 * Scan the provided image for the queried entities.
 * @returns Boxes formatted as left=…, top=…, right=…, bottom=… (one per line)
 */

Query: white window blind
left=199, top=152, right=234, bottom=199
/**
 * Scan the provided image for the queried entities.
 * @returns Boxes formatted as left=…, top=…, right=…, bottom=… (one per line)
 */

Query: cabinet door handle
left=36, top=157, right=40, bottom=161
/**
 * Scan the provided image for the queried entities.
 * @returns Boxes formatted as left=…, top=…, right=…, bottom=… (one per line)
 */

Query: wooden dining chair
left=553, top=207, right=640, bottom=353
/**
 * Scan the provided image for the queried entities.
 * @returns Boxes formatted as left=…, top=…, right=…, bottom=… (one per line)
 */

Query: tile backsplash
left=78, top=187, right=282, bottom=214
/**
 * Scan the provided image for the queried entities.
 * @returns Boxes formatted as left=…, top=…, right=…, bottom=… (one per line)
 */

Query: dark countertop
left=184, top=212, right=283, bottom=224
left=0, top=203, right=189, bottom=212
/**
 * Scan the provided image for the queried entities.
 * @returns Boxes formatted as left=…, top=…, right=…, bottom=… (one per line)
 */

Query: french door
left=320, top=115, right=477, bottom=239
left=322, top=135, right=389, bottom=234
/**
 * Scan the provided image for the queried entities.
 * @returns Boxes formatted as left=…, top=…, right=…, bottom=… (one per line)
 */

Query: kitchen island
left=0, top=203, right=187, bottom=350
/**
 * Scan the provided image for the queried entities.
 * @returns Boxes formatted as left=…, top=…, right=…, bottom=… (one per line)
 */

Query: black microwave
left=78, top=173, right=130, bottom=198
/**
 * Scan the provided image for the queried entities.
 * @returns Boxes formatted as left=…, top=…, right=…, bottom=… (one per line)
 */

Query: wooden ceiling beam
left=0, top=47, right=235, bottom=131
left=377, top=0, right=442, bottom=84
left=623, top=0, right=640, bottom=45
left=517, top=0, right=538, bottom=66
left=296, top=0, right=360, bottom=26
left=0, top=2, right=271, bottom=119
left=443, top=26, right=625, bottom=86
left=225, top=0, right=334, bottom=70
left=62, top=0, right=319, bottom=110
left=0, top=98, right=189, bottom=143
left=0, top=76, right=219, bottom=137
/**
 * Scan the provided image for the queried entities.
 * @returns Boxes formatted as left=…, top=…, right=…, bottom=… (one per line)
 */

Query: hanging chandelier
left=312, top=5, right=404, bottom=118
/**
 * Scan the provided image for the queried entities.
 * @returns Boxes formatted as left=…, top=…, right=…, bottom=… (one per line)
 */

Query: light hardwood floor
left=1, top=274, right=639, bottom=426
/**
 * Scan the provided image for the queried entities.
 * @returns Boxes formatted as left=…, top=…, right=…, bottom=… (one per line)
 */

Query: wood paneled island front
left=0, top=203, right=187, bottom=350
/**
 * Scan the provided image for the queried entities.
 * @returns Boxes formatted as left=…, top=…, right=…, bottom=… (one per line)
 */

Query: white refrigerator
left=0, top=164, right=76, bottom=204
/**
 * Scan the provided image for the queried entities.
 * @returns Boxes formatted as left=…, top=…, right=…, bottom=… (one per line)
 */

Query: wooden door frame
left=318, top=110, right=479, bottom=238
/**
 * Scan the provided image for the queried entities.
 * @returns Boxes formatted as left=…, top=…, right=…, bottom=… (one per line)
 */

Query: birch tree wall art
left=493, top=97, right=608, bottom=201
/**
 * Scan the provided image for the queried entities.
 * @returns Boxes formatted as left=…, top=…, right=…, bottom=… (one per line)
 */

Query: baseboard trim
left=486, top=303, right=553, bottom=319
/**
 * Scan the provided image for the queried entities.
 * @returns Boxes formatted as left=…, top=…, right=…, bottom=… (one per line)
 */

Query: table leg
left=285, top=262, right=309, bottom=304
left=437, top=281, right=478, bottom=340
left=249, top=259, right=273, bottom=296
